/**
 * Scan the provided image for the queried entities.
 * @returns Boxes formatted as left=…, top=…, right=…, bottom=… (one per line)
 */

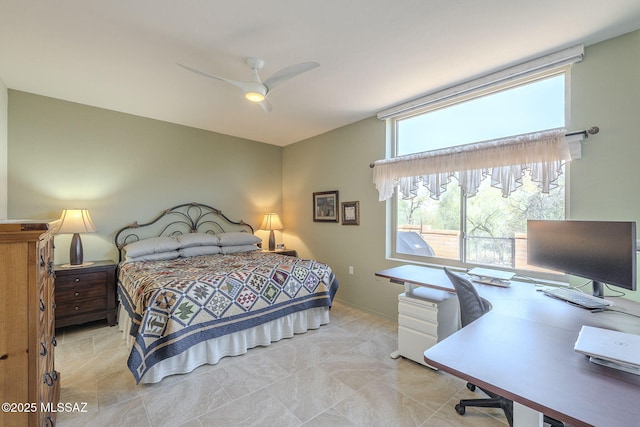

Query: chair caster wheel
left=466, top=383, right=476, bottom=392
left=455, top=404, right=466, bottom=415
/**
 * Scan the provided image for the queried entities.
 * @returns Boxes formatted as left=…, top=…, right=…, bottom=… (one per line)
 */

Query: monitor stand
left=592, top=280, right=604, bottom=298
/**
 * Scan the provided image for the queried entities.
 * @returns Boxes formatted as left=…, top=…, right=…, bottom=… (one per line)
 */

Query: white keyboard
left=541, top=287, right=612, bottom=309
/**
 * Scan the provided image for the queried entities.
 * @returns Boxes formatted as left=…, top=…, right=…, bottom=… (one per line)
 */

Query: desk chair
left=443, top=268, right=564, bottom=427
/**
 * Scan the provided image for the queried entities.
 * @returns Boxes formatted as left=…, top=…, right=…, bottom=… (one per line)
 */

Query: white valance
left=373, top=128, right=578, bottom=201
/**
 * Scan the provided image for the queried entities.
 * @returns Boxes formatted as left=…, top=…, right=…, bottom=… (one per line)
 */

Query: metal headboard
left=114, top=202, right=254, bottom=261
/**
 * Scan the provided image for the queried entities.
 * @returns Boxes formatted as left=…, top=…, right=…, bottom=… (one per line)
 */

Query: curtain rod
left=369, top=126, right=599, bottom=168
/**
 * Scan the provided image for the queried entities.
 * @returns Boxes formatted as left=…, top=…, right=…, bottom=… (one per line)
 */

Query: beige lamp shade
left=259, top=213, right=284, bottom=231
left=58, top=209, right=97, bottom=266
left=259, top=213, right=284, bottom=251
left=58, top=209, right=97, bottom=234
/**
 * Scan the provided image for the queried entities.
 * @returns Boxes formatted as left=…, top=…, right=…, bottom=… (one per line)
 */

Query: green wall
left=282, top=117, right=402, bottom=316
left=283, top=29, right=640, bottom=317
left=8, top=91, right=283, bottom=264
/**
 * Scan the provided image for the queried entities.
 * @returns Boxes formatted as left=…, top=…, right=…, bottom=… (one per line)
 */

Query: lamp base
left=268, top=230, right=276, bottom=251
left=70, top=233, right=84, bottom=265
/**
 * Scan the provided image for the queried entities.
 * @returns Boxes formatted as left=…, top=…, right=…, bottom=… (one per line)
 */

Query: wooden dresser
left=0, top=221, right=60, bottom=427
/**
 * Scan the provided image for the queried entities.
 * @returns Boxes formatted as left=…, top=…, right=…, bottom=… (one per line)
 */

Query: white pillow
left=221, top=244, right=259, bottom=254
left=175, top=233, right=220, bottom=248
left=123, top=236, right=180, bottom=257
left=179, top=246, right=222, bottom=257
left=217, top=232, right=261, bottom=246
left=126, top=251, right=180, bottom=262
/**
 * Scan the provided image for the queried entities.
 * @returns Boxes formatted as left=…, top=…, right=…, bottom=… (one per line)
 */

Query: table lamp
left=57, top=208, right=97, bottom=266
left=259, top=213, right=284, bottom=251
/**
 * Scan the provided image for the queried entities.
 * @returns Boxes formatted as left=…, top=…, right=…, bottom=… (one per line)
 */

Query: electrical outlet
left=348, top=266, right=354, bottom=275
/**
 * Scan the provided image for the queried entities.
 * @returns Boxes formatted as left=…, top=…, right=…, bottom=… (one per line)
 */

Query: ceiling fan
left=178, top=58, right=319, bottom=112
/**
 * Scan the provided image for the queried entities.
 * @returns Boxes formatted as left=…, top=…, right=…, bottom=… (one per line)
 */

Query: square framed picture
left=313, top=191, right=339, bottom=222
left=341, top=201, right=360, bottom=225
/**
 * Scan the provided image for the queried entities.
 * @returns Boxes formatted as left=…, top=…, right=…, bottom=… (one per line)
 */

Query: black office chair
left=443, top=268, right=564, bottom=427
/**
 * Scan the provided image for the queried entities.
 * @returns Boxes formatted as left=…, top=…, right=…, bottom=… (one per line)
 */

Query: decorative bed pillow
left=175, top=233, right=220, bottom=248
left=179, top=246, right=222, bottom=257
left=126, top=251, right=180, bottom=262
left=221, top=244, right=259, bottom=254
left=123, top=236, right=180, bottom=257
left=216, top=232, right=261, bottom=246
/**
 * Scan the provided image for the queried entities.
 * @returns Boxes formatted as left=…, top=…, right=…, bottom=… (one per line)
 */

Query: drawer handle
left=40, top=299, right=46, bottom=312
left=40, top=255, right=45, bottom=267
left=74, top=278, right=81, bottom=283
left=45, top=415, right=55, bottom=427
left=0, top=354, right=8, bottom=360
left=44, top=372, right=54, bottom=386
left=40, top=342, right=47, bottom=356
left=75, top=306, right=80, bottom=311
left=48, top=259, right=55, bottom=277
left=51, top=336, right=57, bottom=347
left=52, top=370, right=58, bottom=381
left=75, top=291, right=80, bottom=297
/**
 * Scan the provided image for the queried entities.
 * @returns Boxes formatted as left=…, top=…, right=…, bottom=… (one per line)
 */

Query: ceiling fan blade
left=263, top=62, right=319, bottom=91
left=177, top=63, right=255, bottom=92
left=259, top=98, right=273, bottom=113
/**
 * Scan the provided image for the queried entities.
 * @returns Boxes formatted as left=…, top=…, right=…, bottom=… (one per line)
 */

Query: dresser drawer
left=56, top=297, right=107, bottom=317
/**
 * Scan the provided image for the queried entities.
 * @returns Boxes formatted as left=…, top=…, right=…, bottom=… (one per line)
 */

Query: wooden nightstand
left=55, top=260, right=117, bottom=328
left=262, top=249, right=297, bottom=257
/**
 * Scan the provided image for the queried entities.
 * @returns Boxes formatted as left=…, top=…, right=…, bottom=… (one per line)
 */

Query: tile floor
left=54, top=301, right=508, bottom=426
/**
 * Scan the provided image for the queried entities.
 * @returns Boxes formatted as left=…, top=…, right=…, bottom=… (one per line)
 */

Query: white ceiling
left=1, top=1, right=640, bottom=146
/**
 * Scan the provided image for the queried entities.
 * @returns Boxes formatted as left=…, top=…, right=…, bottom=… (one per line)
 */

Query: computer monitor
left=527, top=220, right=637, bottom=297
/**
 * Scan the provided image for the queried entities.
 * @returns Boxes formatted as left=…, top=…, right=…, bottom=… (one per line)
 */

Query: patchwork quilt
left=118, top=251, right=339, bottom=383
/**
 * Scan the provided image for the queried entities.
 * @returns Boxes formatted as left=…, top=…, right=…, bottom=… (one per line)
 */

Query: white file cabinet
left=393, top=286, right=459, bottom=368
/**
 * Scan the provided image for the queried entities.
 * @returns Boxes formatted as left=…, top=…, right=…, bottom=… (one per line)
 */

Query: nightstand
left=55, top=260, right=117, bottom=328
left=262, top=249, right=297, bottom=257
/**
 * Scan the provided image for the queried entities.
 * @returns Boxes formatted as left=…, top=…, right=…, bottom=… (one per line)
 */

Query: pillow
left=126, top=251, right=180, bottom=262
left=175, top=233, right=220, bottom=248
left=217, top=232, right=261, bottom=246
left=179, top=246, right=222, bottom=257
left=123, top=236, right=180, bottom=257
left=221, top=244, right=259, bottom=254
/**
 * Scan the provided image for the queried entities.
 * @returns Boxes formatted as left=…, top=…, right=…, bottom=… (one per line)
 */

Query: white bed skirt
left=119, top=305, right=330, bottom=384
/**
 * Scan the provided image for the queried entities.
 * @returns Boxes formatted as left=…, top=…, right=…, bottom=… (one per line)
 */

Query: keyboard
left=472, top=277, right=511, bottom=288
left=540, top=287, right=612, bottom=309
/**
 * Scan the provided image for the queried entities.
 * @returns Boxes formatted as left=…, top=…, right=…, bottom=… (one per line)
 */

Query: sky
left=397, top=74, right=565, bottom=156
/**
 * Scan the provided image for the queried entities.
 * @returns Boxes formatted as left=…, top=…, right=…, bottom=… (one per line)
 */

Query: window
left=390, top=72, right=568, bottom=272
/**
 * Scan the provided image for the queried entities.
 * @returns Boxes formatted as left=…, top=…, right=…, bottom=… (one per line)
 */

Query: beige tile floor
left=54, top=301, right=508, bottom=427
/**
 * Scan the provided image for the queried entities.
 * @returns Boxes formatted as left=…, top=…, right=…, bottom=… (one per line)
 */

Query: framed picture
left=341, top=201, right=360, bottom=225
left=313, top=191, right=339, bottom=222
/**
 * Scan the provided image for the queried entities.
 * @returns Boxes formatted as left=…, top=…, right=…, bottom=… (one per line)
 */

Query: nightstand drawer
left=56, top=279, right=106, bottom=302
left=56, top=271, right=107, bottom=288
left=56, top=298, right=107, bottom=317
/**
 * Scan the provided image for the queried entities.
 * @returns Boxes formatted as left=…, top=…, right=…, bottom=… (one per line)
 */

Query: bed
left=114, top=202, right=338, bottom=384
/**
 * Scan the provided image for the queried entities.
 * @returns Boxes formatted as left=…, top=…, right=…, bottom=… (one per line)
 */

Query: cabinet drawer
left=56, top=298, right=107, bottom=317
left=398, top=313, right=438, bottom=336
left=398, top=299, right=439, bottom=323
left=398, top=325, right=437, bottom=366
left=56, top=283, right=106, bottom=302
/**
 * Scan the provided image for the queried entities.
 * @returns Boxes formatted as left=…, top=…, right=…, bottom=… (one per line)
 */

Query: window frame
left=386, top=68, right=574, bottom=281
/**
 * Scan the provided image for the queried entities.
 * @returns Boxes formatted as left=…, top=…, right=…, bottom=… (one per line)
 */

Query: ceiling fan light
left=245, top=92, right=265, bottom=102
